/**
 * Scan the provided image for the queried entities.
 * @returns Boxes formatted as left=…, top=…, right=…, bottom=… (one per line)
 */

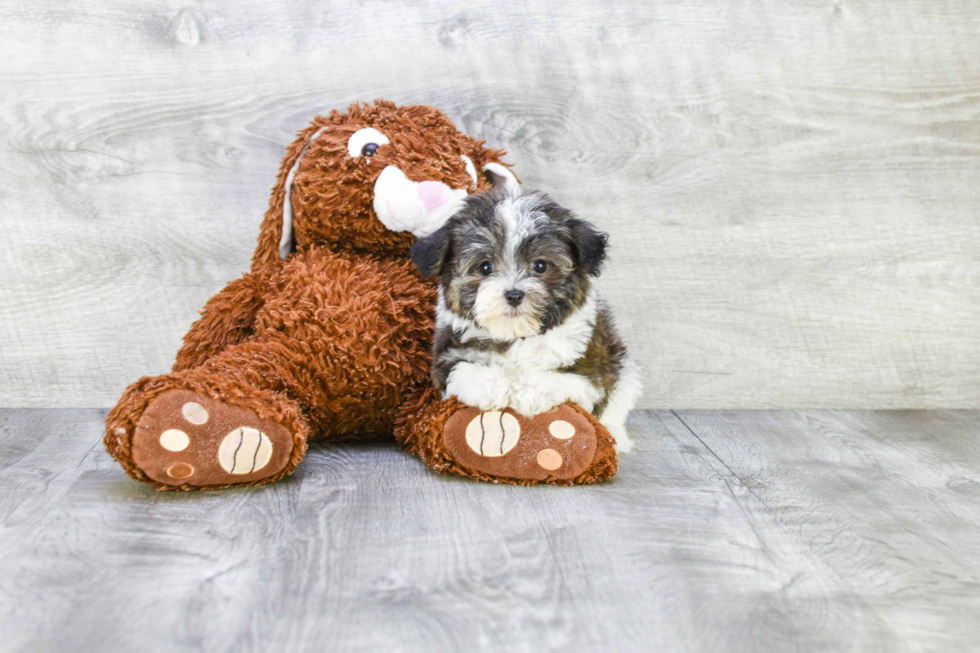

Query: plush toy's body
left=105, top=101, right=619, bottom=489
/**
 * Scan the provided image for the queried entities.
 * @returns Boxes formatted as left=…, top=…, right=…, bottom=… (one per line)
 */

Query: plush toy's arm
left=172, top=271, right=271, bottom=372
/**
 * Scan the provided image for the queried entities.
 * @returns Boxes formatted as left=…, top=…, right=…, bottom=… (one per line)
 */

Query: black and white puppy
left=411, top=187, right=641, bottom=452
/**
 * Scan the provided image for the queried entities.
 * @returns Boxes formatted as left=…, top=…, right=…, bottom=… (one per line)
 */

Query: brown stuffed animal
left=104, top=101, right=618, bottom=489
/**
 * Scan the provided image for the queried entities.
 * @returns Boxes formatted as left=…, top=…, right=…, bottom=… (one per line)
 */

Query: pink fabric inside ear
left=418, top=181, right=454, bottom=212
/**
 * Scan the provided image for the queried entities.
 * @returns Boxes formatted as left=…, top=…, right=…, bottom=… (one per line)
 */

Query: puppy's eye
left=532, top=260, right=548, bottom=274
left=478, top=261, right=494, bottom=276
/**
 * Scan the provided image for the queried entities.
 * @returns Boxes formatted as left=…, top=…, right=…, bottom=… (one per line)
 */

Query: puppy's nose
left=504, top=289, right=525, bottom=307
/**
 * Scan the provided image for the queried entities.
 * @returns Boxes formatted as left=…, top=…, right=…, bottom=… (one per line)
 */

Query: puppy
left=411, top=187, right=641, bottom=452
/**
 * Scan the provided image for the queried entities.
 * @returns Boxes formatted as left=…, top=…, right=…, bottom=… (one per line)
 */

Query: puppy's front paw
left=511, top=392, right=559, bottom=417
left=446, top=364, right=513, bottom=412
left=474, top=375, right=513, bottom=412
left=512, top=371, right=601, bottom=417
left=510, top=373, right=563, bottom=417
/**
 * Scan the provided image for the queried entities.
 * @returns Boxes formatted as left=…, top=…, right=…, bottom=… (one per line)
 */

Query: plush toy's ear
left=251, top=122, right=329, bottom=273
left=566, top=218, right=609, bottom=277
left=482, top=161, right=521, bottom=197
left=279, top=127, right=329, bottom=260
left=410, top=222, right=453, bottom=277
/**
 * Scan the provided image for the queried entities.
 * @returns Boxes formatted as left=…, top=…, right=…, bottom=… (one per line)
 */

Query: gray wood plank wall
left=1, top=0, right=978, bottom=409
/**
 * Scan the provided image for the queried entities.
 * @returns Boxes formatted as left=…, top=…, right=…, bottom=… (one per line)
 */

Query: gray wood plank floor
left=1, top=409, right=977, bottom=652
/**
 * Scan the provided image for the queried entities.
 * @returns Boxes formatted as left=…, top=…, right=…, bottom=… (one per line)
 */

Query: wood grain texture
left=671, top=409, right=980, bottom=649
left=1, top=0, right=979, bottom=408
left=1, top=409, right=979, bottom=652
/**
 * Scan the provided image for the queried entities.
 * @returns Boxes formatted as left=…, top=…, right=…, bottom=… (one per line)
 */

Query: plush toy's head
left=252, top=100, right=520, bottom=271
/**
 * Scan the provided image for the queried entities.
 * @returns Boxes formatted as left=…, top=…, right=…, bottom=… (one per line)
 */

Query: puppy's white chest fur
left=468, top=290, right=597, bottom=373
left=440, top=289, right=605, bottom=417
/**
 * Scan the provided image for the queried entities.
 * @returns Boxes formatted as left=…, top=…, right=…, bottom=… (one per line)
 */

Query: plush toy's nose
left=417, top=181, right=455, bottom=212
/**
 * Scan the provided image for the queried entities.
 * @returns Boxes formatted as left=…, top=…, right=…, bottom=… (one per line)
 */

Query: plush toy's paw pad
left=443, top=404, right=597, bottom=482
left=131, top=390, right=295, bottom=488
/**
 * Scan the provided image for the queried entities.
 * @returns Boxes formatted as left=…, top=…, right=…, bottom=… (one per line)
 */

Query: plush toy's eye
left=479, top=261, right=494, bottom=276
left=347, top=127, right=390, bottom=158
left=532, top=260, right=548, bottom=274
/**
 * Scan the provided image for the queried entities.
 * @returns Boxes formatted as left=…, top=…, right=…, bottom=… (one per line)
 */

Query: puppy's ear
left=411, top=222, right=453, bottom=277
left=567, top=219, right=609, bottom=276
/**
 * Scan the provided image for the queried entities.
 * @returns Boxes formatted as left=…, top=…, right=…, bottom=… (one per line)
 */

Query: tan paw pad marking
left=167, top=462, right=195, bottom=479
left=537, top=449, right=563, bottom=471
left=548, top=420, right=576, bottom=440
left=181, top=401, right=209, bottom=425
left=465, top=411, right=520, bottom=457
left=218, top=427, right=273, bottom=474
left=159, top=428, right=190, bottom=452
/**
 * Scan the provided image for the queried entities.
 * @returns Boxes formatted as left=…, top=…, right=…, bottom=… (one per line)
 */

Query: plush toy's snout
left=372, top=155, right=520, bottom=238
left=372, top=164, right=469, bottom=238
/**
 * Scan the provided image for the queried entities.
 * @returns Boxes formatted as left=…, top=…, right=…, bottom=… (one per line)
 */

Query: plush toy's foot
left=443, top=404, right=599, bottom=482
left=127, top=389, right=296, bottom=488
left=107, top=373, right=309, bottom=491
left=395, top=389, right=617, bottom=485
